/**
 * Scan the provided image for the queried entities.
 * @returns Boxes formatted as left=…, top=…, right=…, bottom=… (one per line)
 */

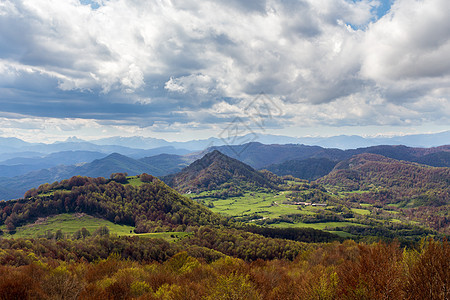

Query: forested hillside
left=164, top=150, right=281, bottom=195
left=0, top=174, right=223, bottom=234
left=266, top=157, right=338, bottom=180
left=317, top=153, right=450, bottom=233
left=318, top=153, right=450, bottom=204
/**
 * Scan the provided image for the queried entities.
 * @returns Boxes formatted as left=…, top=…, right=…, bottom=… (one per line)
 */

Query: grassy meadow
left=0, top=213, right=189, bottom=241
left=186, top=186, right=431, bottom=240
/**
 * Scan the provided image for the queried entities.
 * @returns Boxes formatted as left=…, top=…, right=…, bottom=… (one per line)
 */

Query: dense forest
left=0, top=234, right=447, bottom=299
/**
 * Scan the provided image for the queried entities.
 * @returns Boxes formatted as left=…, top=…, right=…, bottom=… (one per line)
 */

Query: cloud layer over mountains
left=0, top=0, right=449, bottom=140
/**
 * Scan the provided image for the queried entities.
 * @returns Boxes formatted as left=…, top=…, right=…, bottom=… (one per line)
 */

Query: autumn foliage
left=0, top=236, right=448, bottom=299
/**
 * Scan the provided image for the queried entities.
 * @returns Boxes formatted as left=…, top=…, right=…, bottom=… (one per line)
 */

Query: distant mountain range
left=84, top=130, right=450, bottom=149
left=294, top=131, right=450, bottom=149
left=1, top=130, right=449, bottom=157
left=0, top=138, right=192, bottom=162
left=139, top=154, right=192, bottom=175
left=0, top=151, right=107, bottom=177
left=208, top=143, right=450, bottom=169
left=0, top=153, right=194, bottom=200
left=0, top=141, right=448, bottom=201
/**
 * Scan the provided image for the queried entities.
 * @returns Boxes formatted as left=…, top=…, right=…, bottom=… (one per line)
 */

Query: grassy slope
left=0, top=213, right=134, bottom=238
left=351, top=208, right=371, bottom=215
left=200, top=191, right=294, bottom=218
left=189, top=190, right=366, bottom=231
left=207, top=192, right=329, bottom=218
left=0, top=213, right=191, bottom=241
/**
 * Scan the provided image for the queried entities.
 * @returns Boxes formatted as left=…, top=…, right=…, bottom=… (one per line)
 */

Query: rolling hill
left=163, top=150, right=281, bottom=194
left=317, top=153, right=450, bottom=205
left=0, top=174, right=223, bottom=235
left=2, top=142, right=448, bottom=200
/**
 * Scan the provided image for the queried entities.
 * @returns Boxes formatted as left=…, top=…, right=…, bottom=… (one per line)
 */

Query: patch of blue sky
left=79, top=0, right=101, bottom=10
left=374, top=0, right=393, bottom=19
left=345, top=0, right=393, bottom=30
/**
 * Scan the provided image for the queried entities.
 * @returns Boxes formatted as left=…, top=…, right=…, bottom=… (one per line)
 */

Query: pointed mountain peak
left=183, top=150, right=254, bottom=174
left=165, top=151, right=279, bottom=194
left=201, top=149, right=233, bottom=162
left=203, top=150, right=230, bottom=160
left=209, top=149, right=224, bottom=156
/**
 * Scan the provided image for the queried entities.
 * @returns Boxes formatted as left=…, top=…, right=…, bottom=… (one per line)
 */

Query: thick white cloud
left=361, top=0, right=450, bottom=119
left=0, top=0, right=448, bottom=140
left=363, top=0, right=450, bottom=81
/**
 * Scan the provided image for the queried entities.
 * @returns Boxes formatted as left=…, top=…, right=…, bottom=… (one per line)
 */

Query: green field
left=351, top=208, right=371, bottom=215
left=195, top=191, right=325, bottom=219
left=390, top=218, right=402, bottom=223
left=125, top=176, right=145, bottom=187
left=0, top=213, right=189, bottom=241
left=189, top=187, right=431, bottom=239
left=0, top=213, right=134, bottom=238
left=189, top=191, right=381, bottom=235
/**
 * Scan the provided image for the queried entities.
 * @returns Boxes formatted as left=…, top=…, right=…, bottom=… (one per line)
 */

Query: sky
left=0, top=0, right=449, bottom=143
